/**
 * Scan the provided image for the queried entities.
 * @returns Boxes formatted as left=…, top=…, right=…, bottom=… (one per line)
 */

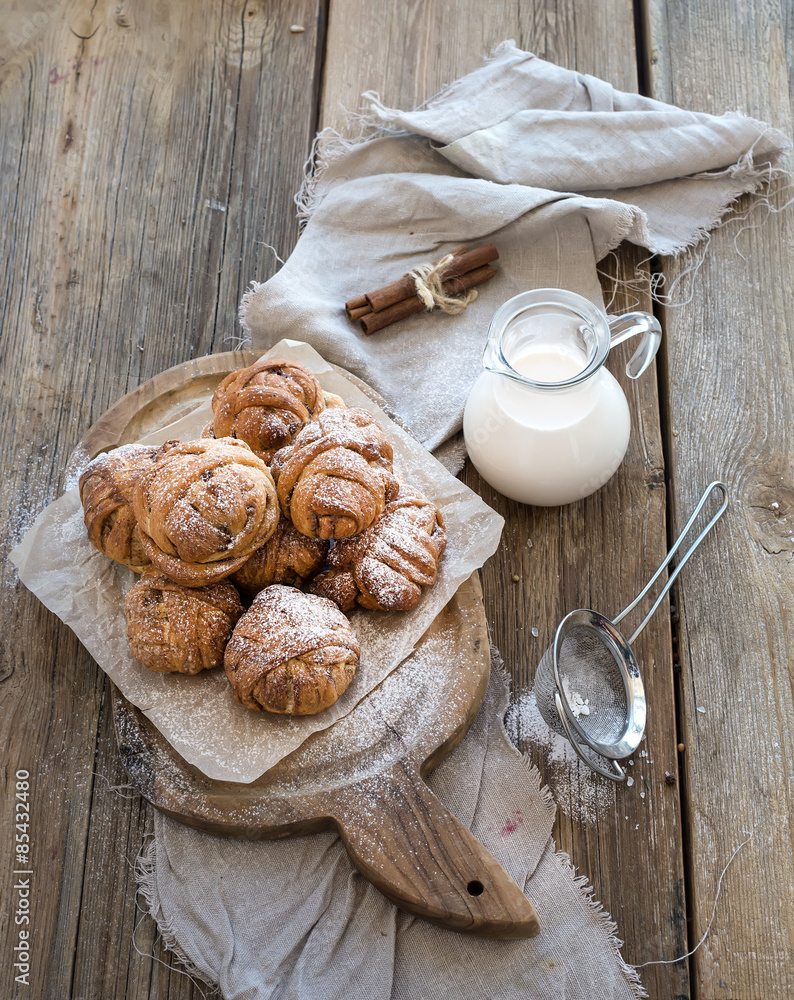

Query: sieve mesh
left=533, top=625, right=631, bottom=749
left=529, top=483, right=727, bottom=781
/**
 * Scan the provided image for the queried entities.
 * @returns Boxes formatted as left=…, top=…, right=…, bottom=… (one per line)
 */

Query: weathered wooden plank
left=0, top=1, right=324, bottom=997
left=323, top=0, right=648, bottom=132
left=321, top=3, right=687, bottom=997
left=644, top=1, right=794, bottom=996
left=483, top=249, right=688, bottom=998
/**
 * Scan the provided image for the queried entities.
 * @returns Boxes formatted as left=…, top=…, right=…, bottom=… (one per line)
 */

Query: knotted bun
left=230, top=514, right=329, bottom=595
left=224, top=585, right=360, bottom=715
left=79, top=443, right=162, bottom=572
left=126, top=570, right=244, bottom=674
left=271, top=408, right=398, bottom=540
left=211, top=359, right=325, bottom=461
left=132, top=438, right=279, bottom=586
left=312, top=483, right=446, bottom=612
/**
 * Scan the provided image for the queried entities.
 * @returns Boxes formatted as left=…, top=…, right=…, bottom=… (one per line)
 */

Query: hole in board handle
left=467, top=880, right=485, bottom=896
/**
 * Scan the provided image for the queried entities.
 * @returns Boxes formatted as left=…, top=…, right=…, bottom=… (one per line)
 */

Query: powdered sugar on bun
left=224, top=585, right=359, bottom=714
left=132, top=438, right=279, bottom=586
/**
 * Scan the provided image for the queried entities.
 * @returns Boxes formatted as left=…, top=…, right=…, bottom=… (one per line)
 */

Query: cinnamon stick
left=360, top=264, right=497, bottom=336
left=344, top=294, right=370, bottom=320
left=347, top=304, right=372, bottom=321
left=363, top=245, right=475, bottom=314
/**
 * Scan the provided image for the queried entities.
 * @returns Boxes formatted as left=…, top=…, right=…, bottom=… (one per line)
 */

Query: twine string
left=408, top=253, right=479, bottom=315
left=634, top=834, right=753, bottom=968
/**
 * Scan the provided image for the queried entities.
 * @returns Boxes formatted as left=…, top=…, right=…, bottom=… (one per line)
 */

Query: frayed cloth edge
left=650, top=152, right=789, bottom=257
left=598, top=157, right=794, bottom=308
left=294, top=122, right=408, bottom=224
left=496, top=644, right=646, bottom=999
left=134, top=834, right=221, bottom=994
left=556, top=849, right=650, bottom=1000
left=239, top=279, right=263, bottom=339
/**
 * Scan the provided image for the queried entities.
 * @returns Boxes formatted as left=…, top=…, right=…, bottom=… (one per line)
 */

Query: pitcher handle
left=607, top=312, right=662, bottom=379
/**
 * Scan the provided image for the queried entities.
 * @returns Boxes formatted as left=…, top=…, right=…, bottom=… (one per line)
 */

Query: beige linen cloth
left=137, top=43, right=789, bottom=999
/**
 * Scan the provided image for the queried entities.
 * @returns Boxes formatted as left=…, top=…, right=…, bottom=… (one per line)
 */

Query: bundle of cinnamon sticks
left=345, top=243, right=499, bottom=335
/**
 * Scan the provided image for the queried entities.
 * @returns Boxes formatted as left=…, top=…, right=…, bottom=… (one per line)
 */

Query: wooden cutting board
left=79, top=350, right=540, bottom=940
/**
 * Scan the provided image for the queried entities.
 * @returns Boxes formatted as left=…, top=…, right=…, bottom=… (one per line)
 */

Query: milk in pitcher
left=463, top=290, right=661, bottom=507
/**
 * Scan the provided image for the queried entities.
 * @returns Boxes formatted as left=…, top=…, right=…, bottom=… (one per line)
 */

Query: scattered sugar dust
left=505, top=689, right=615, bottom=824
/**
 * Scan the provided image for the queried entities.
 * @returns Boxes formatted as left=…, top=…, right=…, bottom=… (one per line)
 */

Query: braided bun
left=132, top=438, right=278, bottom=586
left=271, top=408, right=398, bottom=540
left=224, top=585, right=360, bottom=715
left=211, top=359, right=325, bottom=461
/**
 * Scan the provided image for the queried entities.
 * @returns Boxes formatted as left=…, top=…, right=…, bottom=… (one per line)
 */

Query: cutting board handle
left=330, top=761, right=540, bottom=939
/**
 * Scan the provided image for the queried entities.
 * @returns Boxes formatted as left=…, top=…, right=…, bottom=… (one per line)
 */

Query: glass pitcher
left=463, top=289, right=662, bottom=506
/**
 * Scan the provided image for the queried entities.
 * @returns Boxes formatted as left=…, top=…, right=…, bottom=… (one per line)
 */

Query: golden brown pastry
left=230, top=514, right=329, bottom=595
left=322, top=390, right=347, bottom=410
left=312, top=483, right=446, bottom=612
left=271, top=407, right=399, bottom=541
left=211, top=359, right=325, bottom=461
left=125, top=570, right=244, bottom=674
left=79, top=444, right=162, bottom=572
left=224, top=585, right=360, bottom=715
left=132, top=438, right=279, bottom=587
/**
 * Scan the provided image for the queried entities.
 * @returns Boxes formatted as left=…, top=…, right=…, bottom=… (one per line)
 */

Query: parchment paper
left=10, top=340, right=503, bottom=782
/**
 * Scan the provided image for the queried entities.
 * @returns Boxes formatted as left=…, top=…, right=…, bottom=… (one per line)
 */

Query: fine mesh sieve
left=533, top=482, right=728, bottom=782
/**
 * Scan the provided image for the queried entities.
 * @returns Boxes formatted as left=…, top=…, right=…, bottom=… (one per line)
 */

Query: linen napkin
left=138, top=659, right=643, bottom=1000
left=240, top=40, right=789, bottom=454
left=136, top=43, right=790, bottom=999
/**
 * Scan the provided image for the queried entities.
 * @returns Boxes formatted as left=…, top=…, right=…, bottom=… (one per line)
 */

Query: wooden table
left=1, top=2, right=791, bottom=998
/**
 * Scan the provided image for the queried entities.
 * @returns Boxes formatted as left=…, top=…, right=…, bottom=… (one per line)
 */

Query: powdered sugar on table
left=505, top=690, right=615, bottom=824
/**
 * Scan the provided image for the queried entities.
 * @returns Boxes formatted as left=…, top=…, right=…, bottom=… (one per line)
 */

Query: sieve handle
left=554, top=692, right=627, bottom=782
left=613, top=481, right=728, bottom=645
